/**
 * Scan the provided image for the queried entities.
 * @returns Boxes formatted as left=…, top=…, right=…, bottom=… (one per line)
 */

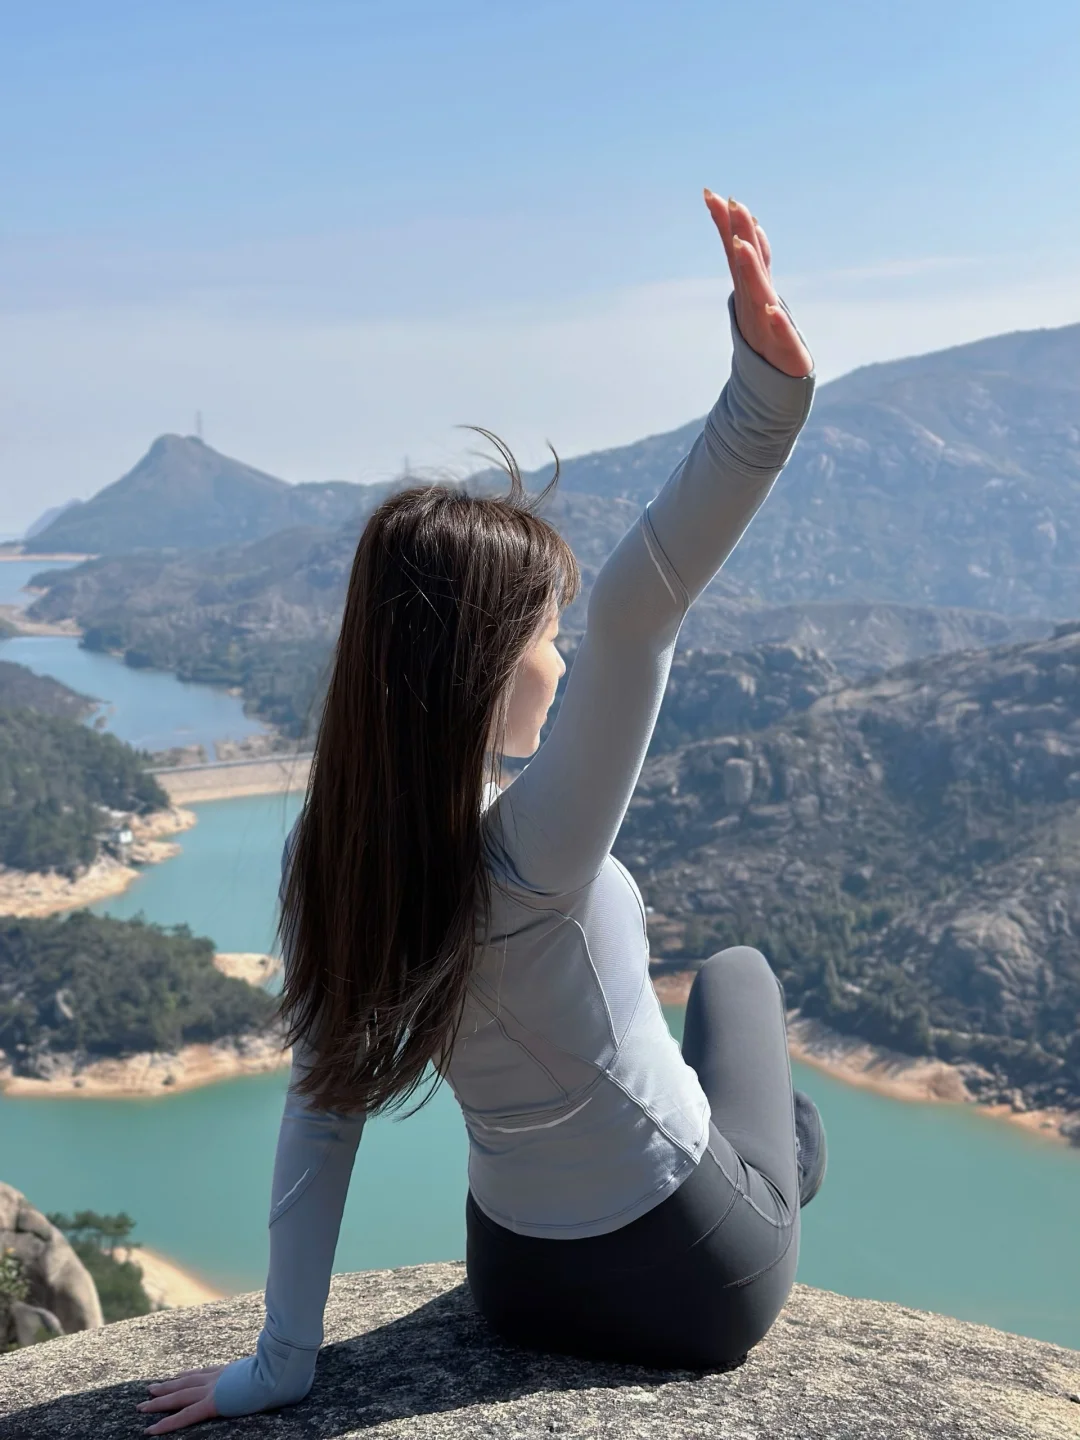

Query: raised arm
left=491, top=195, right=816, bottom=895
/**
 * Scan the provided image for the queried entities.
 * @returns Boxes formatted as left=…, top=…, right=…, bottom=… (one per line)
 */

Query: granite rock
left=0, top=1181, right=103, bottom=1341
left=2, top=1262, right=1078, bottom=1438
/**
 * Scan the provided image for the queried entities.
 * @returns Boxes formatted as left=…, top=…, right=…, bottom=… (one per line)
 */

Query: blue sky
left=2, top=0, right=1078, bottom=532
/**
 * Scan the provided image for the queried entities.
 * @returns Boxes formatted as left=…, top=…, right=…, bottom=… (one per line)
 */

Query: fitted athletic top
left=213, top=290, right=816, bottom=1416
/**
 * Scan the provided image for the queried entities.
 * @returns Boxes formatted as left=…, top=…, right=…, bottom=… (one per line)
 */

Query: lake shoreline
left=4, top=948, right=1074, bottom=1152
left=0, top=550, right=95, bottom=562
left=0, top=602, right=82, bottom=637
left=651, top=969, right=1078, bottom=1150
left=0, top=951, right=289, bottom=1100
left=0, top=805, right=199, bottom=918
left=0, top=1030, right=293, bottom=1100
left=116, top=1245, right=227, bottom=1309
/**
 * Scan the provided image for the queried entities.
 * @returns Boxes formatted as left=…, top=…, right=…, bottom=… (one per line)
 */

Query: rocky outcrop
left=0, top=1182, right=103, bottom=1343
left=1, top=1262, right=1078, bottom=1437
left=621, top=623, right=1080, bottom=1121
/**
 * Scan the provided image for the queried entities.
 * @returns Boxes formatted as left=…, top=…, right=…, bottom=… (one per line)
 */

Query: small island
left=0, top=912, right=289, bottom=1098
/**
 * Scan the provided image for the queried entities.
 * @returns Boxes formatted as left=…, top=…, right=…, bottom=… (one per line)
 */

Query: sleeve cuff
left=726, top=290, right=816, bottom=409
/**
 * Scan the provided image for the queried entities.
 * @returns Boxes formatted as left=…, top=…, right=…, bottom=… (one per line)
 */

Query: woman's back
left=443, top=287, right=815, bottom=1236
left=449, top=838, right=709, bottom=1236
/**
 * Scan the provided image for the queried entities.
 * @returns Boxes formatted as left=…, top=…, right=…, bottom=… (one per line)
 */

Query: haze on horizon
left=2, top=0, right=1078, bottom=535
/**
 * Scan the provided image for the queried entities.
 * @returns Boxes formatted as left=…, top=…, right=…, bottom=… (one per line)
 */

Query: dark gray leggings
left=465, top=946, right=800, bottom=1369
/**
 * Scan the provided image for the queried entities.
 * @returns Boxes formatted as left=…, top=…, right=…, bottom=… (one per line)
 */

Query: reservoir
left=0, top=638, right=1077, bottom=1352
left=0, top=634, right=269, bottom=754
left=0, top=557, right=79, bottom=609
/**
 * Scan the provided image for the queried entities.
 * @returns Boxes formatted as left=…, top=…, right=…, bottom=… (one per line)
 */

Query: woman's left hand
left=703, top=189, right=815, bottom=379
left=136, top=1364, right=224, bottom=1434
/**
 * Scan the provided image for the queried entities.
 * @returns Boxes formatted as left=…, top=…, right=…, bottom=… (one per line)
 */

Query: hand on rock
left=137, top=1364, right=225, bottom=1434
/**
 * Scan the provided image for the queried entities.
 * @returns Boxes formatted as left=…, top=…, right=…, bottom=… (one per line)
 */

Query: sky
left=2, top=0, right=1079, bottom=535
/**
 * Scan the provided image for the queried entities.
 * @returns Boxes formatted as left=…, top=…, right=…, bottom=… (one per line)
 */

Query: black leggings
left=465, top=946, right=800, bottom=1370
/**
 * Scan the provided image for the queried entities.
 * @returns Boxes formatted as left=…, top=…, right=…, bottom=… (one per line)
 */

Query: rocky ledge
left=2, top=1262, right=1079, bottom=1438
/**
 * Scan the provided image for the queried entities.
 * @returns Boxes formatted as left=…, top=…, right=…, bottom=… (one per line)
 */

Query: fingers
left=142, top=1395, right=218, bottom=1435
left=139, top=1385, right=209, bottom=1414
left=703, top=191, right=774, bottom=301
left=728, top=198, right=766, bottom=274
left=146, top=1369, right=221, bottom=1395
left=752, top=216, right=772, bottom=273
left=703, top=188, right=737, bottom=278
left=731, top=226, right=778, bottom=311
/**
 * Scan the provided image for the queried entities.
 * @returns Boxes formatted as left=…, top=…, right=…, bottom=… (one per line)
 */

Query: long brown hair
left=277, top=433, right=580, bottom=1115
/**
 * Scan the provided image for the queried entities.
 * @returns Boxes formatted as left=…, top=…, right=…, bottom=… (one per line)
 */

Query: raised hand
left=703, top=190, right=814, bottom=379
left=136, top=1364, right=224, bottom=1434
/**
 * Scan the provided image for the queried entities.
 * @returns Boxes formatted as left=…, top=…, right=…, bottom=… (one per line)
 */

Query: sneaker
left=794, top=1090, right=827, bottom=1207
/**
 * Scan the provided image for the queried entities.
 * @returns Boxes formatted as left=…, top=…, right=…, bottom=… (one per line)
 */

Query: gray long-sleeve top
left=213, top=290, right=816, bottom=1417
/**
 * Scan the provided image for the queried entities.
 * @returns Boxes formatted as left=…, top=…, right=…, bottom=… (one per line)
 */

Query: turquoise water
left=0, top=794, right=1074, bottom=1348
left=0, top=635, right=268, bottom=752
left=0, top=651, right=1076, bottom=1349
left=0, top=558, right=78, bottom=608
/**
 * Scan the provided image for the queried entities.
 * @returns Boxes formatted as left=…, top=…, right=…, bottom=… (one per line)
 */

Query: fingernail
left=732, top=235, right=743, bottom=249
left=703, top=187, right=715, bottom=202
left=728, top=196, right=738, bottom=211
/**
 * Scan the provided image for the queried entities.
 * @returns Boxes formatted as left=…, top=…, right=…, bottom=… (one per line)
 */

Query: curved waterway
left=0, top=645, right=1076, bottom=1350
left=0, top=557, right=79, bottom=608
left=0, top=634, right=268, bottom=753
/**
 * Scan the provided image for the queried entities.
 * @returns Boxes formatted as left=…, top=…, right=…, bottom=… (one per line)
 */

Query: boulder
left=723, top=757, right=756, bottom=808
left=9, top=1299, right=63, bottom=1346
left=0, top=1181, right=103, bottom=1338
left=1, top=1262, right=1078, bottom=1438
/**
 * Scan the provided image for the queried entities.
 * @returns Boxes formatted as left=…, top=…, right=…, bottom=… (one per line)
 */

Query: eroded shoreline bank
left=0, top=953, right=288, bottom=1100
left=115, top=1246, right=226, bottom=1309
left=0, top=806, right=199, bottom=918
left=653, top=969, right=1078, bottom=1149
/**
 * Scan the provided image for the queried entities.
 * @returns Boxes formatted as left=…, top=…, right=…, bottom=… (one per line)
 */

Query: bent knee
left=696, top=946, right=785, bottom=1000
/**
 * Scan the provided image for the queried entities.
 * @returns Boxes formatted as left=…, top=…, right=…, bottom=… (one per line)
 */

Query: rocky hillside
left=23, top=436, right=373, bottom=555
left=505, top=311, right=1080, bottom=618
left=24, top=487, right=710, bottom=736
left=24, top=308, right=1080, bottom=614
left=25, top=485, right=1046, bottom=738
left=616, top=622, right=1080, bottom=1123
left=2, top=1261, right=1077, bottom=1438
left=0, top=660, right=98, bottom=722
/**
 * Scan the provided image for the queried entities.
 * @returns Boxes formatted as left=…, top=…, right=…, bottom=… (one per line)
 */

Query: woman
left=137, top=187, right=825, bottom=1435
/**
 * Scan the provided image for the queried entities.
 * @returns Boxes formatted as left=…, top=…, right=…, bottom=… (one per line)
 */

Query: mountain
left=22, top=436, right=372, bottom=555
left=23, top=499, right=82, bottom=542
left=614, top=621, right=1080, bottom=1120
left=25, top=309, right=1080, bottom=609
left=499, top=313, right=1080, bottom=618
left=22, top=487, right=682, bottom=735
left=25, top=491, right=1049, bottom=738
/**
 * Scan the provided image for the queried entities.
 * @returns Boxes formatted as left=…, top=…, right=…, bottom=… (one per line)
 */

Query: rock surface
left=2, top=1262, right=1078, bottom=1438
left=0, top=1182, right=103, bottom=1340
left=622, top=622, right=1080, bottom=1123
